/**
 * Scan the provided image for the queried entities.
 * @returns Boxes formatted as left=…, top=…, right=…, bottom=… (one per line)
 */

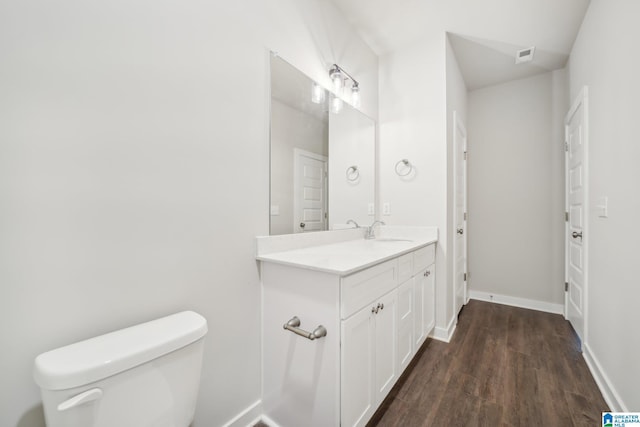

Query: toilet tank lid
left=33, top=311, right=208, bottom=391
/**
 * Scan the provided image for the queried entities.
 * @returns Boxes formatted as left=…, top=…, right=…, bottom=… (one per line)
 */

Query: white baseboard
left=583, top=343, right=627, bottom=412
left=468, top=290, right=564, bottom=315
left=222, top=399, right=262, bottom=427
left=430, top=316, right=457, bottom=343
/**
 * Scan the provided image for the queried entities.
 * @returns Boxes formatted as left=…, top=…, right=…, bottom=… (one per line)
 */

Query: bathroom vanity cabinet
left=259, top=239, right=436, bottom=427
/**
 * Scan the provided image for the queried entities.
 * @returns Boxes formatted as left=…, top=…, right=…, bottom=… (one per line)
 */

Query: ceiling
left=329, top=0, right=591, bottom=90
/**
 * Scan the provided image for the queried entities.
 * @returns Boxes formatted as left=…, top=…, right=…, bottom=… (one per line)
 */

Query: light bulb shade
left=351, top=84, right=361, bottom=108
left=330, top=66, right=343, bottom=94
left=330, top=96, right=343, bottom=114
left=311, top=82, right=325, bottom=104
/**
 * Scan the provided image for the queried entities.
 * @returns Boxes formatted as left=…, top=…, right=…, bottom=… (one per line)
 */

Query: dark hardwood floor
left=368, top=300, right=608, bottom=427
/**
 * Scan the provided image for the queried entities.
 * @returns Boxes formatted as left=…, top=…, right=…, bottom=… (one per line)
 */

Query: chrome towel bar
left=283, top=316, right=327, bottom=341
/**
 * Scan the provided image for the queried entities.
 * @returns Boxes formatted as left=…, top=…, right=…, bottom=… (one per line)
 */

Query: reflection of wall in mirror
left=329, top=105, right=375, bottom=229
left=270, top=99, right=328, bottom=235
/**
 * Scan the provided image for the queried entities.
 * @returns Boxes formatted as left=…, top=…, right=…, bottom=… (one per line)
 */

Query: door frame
left=293, top=148, right=328, bottom=233
left=453, top=111, right=468, bottom=315
left=564, top=86, right=589, bottom=347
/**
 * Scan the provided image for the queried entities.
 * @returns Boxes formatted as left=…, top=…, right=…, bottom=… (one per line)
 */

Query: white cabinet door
left=341, top=305, right=375, bottom=427
left=397, top=279, right=414, bottom=373
left=414, top=266, right=435, bottom=348
left=423, top=266, right=435, bottom=336
left=374, top=289, right=398, bottom=404
left=413, top=269, right=427, bottom=348
left=341, top=289, right=398, bottom=427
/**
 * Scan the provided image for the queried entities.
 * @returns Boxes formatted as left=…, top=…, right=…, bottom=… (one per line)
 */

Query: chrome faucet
left=346, top=219, right=360, bottom=229
left=365, top=220, right=386, bottom=239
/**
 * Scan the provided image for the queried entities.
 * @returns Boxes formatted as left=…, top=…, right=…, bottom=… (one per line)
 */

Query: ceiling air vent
left=515, top=46, right=535, bottom=64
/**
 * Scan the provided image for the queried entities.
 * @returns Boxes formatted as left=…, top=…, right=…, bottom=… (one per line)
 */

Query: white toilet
left=33, top=311, right=208, bottom=427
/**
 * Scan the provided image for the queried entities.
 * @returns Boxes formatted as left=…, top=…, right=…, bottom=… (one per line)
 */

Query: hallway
left=369, top=300, right=607, bottom=426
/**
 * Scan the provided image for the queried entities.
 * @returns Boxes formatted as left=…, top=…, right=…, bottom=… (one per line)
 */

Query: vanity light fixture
left=329, top=63, right=361, bottom=108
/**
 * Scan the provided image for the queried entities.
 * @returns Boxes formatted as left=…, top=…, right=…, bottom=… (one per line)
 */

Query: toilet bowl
left=33, top=311, right=207, bottom=427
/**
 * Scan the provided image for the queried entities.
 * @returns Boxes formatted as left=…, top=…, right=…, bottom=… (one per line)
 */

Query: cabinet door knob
left=372, top=306, right=379, bottom=314
left=424, top=270, right=430, bottom=277
left=378, top=303, right=384, bottom=311
left=457, top=228, right=464, bottom=235
left=300, top=222, right=306, bottom=229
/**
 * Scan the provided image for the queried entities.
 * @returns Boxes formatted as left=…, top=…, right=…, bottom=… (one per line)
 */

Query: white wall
left=467, top=72, right=566, bottom=307
left=0, top=1, right=377, bottom=426
left=445, top=35, right=468, bottom=321
left=568, top=0, right=640, bottom=411
left=270, top=100, right=327, bottom=235
left=378, top=33, right=455, bottom=334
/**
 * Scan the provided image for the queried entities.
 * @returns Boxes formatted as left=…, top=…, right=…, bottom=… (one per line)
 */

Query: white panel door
left=565, top=88, right=588, bottom=345
left=453, top=111, right=468, bottom=316
left=293, top=149, right=327, bottom=233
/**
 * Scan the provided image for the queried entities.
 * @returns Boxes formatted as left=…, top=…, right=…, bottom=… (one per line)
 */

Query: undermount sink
left=374, top=238, right=414, bottom=242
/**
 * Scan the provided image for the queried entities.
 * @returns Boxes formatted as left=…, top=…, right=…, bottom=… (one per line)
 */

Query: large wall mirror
left=270, top=54, right=375, bottom=235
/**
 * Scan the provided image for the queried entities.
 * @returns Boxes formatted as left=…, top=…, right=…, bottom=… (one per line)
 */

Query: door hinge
left=463, top=151, right=467, bottom=160
left=463, top=273, right=467, bottom=281
left=565, top=211, right=569, bottom=222
left=565, top=282, right=569, bottom=292
left=564, top=141, right=569, bottom=152
left=464, top=212, right=467, bottom=221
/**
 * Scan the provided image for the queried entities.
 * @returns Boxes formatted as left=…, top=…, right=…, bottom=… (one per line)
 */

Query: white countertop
left=256, top=226, right=438, bottom=276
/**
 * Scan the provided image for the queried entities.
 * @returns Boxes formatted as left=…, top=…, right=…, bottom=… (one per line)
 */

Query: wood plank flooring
left=367, top=300, right=608, bottom=427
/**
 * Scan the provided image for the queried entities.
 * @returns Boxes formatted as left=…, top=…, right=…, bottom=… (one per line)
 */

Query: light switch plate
left=596, top=197, right=608, bottom=218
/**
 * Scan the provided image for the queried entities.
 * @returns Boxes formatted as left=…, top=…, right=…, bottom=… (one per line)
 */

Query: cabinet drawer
left=341, top=259, right=397, bottom=319
left=413, top=244, right=435, bottom=275
left=397, top=253, right=413, bottom=284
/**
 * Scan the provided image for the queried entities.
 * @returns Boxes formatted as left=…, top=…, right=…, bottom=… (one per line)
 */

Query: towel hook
left=395, top=159, right=413, bottom=176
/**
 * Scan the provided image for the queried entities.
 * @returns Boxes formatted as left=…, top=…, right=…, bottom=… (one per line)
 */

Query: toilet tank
left=34, top=311, right=208, bottom=427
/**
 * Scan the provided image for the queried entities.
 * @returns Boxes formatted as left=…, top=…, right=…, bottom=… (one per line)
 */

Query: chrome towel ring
left=346, top=165, right=360, bottom=181
left=395, top=159, right=413, bottom=176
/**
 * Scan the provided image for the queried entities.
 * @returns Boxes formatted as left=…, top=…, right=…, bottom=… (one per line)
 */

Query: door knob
left=300, top=222, right=306, bottom=229
left=572, top=231, right=582, bottom=239
left=457, top=228, right=464, bottom=235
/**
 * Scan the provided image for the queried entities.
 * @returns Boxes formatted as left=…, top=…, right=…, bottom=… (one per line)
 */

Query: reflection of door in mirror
left=270, top=55, right=328, bottom=235
left=294, top=149, right=327, bottom=233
